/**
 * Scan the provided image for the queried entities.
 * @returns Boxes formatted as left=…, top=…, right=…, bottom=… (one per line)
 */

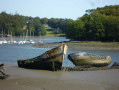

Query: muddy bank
left=0, top=64, right=119, bottom=90
left=34, top=41, right=119, bottom=50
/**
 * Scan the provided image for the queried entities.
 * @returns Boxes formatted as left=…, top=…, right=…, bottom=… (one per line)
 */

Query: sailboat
left=38, top=34, right=43, bottom=44
left=1, top=29, right=7, bottom=44
left=0, top=41, right=2, bottom=44
left=29, top=30, right=35, bottom=44
left=18, top=35, right=24, bottom=44
left=24, top=30, right=35, bottom=44
left=8, top=32, right=17, bottom=44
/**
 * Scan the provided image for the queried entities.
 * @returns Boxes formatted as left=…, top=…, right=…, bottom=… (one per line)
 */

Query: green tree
left=66, top=20, right=85, bottom=40
left=66, top=5, right=119, bottom=41
left=40, top=18, right=48, bottom=24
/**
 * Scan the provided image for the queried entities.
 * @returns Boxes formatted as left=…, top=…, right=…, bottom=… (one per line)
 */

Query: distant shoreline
left=34, top=41, right=119, bottom=50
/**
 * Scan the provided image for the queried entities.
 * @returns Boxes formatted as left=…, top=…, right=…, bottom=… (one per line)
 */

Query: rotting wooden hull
left=68, top=52, right=111, bottom=67
left=17, top=44, right=68, bottom=71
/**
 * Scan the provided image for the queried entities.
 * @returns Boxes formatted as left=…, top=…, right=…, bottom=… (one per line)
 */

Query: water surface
left=0, top=37, right=119, bottom=66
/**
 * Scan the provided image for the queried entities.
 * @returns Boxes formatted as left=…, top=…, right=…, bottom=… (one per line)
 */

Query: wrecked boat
left=17, top=44, right=68, bottom=71
left=0, top=62, right=9, bottom=79
left=68, top=52, right=111, bottom=67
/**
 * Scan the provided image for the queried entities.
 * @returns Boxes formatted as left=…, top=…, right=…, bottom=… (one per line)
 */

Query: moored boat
left=68, top=52, right=111, bottom=67
left=17, top=44, right=68, bottom=71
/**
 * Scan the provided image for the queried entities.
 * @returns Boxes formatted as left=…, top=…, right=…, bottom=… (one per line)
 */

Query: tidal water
left=0, top=37, right=119, bottom=66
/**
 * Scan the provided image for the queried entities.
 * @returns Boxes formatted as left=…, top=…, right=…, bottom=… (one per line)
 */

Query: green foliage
left=66, top=20, right=85, bottom=40
left=1, top=5, right=119, bottom=41
left=40, top=18, right=48, bottom=24
left=0, top=12, right=46, bottom=36
left=33, top=22, right=46, bottom=36
left=66, top=5, right=119, bottom=41
left=48, top=18, right=73, bottom=34
left=0, top=12, right=71, bottom=37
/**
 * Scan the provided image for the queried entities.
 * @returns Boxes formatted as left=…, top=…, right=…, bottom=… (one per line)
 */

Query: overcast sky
left=0, top=0, right=119, bottom=20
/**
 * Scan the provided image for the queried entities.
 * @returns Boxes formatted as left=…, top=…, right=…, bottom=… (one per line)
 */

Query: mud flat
left=34, top=41, right=119, bottom=50
left=0, top=64, right=119, bottom=90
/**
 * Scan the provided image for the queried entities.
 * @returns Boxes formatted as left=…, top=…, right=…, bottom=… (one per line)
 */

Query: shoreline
left=34, top=41, right=119, bottom=50
left=0, top=39, right=119, bottom=89
left=0, top=64, right=119, bottom=90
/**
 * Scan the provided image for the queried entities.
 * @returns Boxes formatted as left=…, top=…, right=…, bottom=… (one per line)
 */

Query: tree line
left=0, top=12, right=72, bottom=37
left=0, top=12, right=46, bottom=36
left=0, top=5, right=119, bottom=42
left=66, top=5, right=119, bottom=41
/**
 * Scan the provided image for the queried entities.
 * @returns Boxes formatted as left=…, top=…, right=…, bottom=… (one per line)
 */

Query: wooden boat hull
left=18, top=44, right=68, bottom=71
left=68, top=52, right=111, bottom=67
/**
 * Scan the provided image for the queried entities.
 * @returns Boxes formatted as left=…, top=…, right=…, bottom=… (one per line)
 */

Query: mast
left=2, top=28, right=3, bottom=40
left=25, top=29, right=28, bottom=40
left=33, top=32, right=34, bottom=40
left=10, top=32, right=13, bottom=44
left=30, top=30, right=31, bottom=40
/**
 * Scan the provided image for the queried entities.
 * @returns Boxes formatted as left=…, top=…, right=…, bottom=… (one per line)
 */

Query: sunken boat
left=68, top=52, right=111, bottom=67
left=17, top=44, right=68, bottom=71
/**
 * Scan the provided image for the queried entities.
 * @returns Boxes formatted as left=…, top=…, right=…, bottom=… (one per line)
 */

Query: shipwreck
left=17, top=44, right=68, bottom=71
left=68, top=52, right=111, bottom=67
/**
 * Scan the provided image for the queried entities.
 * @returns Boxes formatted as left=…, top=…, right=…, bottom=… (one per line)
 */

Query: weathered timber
left=60, top=65, right=119, bottom=71
left=18, top=44, right=68, bottom=71
left=0, top=63, right=9, bottom=80
left=68, top=52, right=111, bottom=67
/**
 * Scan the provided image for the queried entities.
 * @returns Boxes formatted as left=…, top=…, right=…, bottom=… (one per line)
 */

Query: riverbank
left=34, top=41, right=119, bottom=50
left=0, top=64, right=119, bottom=90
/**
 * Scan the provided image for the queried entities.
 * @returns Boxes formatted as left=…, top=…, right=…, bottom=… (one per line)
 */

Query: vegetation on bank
left=0, top=13, right=47, bottom=36
left=45, top=27, right=66, bottom=37
left=67, top=41, right=119, bottom=45
left=34, top=41, right=119, bottom=50
left=0, top=5, right=119, bottom=42
left=0, top=12, right=72, bottom=37
left=66, top=5, right=119, bottom=42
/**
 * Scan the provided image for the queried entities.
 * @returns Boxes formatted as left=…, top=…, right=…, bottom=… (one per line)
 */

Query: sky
left=0, top=0, right=119, bottom=20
